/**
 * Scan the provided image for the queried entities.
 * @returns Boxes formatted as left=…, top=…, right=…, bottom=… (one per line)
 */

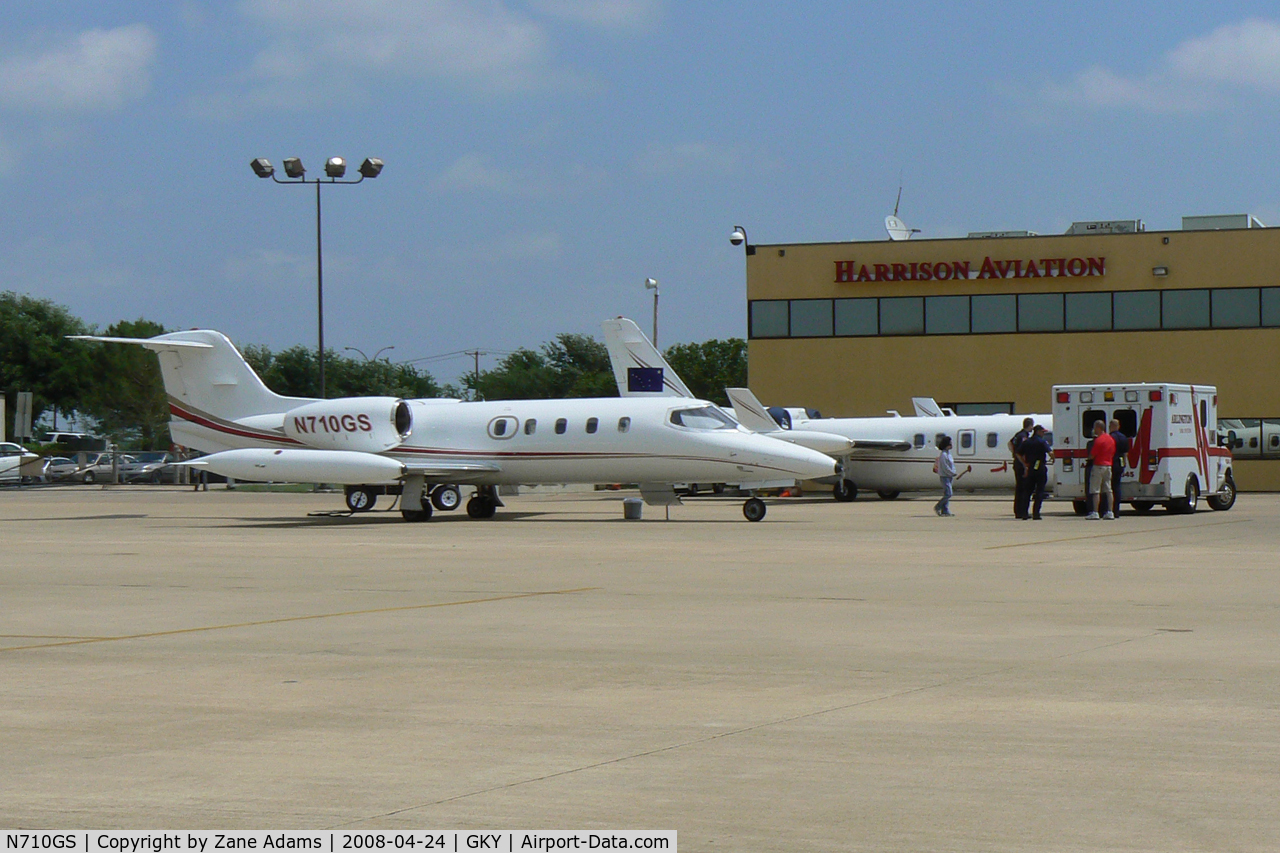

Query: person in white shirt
left=934, top=435, right=956, bottom=517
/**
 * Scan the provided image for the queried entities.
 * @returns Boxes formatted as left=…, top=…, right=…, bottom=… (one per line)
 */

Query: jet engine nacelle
left=282, top=397, right=412, bottom=453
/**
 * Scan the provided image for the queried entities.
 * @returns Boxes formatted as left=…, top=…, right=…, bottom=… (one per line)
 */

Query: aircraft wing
left=402, top=458, right=503, bottom=483
left=849, top=439, right=914, bottom=452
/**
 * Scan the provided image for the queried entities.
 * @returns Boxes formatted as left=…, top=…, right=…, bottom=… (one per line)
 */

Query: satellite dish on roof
left=885, top=184, right=922, bottom=241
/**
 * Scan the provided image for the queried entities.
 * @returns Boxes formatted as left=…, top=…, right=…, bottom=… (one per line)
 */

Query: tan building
left=744, top=216, right=1280, bottom=490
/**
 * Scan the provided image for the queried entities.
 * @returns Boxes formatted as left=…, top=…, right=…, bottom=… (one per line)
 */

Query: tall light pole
left=344, top=345, right=395, bottom=362
left=251, top=156, right=384, bottom=398
left=644, top=277, right=659, bottom=346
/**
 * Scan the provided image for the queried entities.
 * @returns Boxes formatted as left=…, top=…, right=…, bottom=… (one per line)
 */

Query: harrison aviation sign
left=835, top=255, right=1105, bottom=283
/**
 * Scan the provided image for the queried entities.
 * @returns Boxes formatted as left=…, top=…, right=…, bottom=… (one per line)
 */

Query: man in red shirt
left=1087, top=420, right=1116, bottom=520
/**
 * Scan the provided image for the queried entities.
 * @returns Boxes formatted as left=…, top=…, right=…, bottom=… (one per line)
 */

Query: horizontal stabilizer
left=69, top=335, right=213, bottom=350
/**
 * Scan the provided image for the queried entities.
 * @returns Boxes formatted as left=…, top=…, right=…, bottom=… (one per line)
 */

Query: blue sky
left=4, top=2, right=1280, bottom=382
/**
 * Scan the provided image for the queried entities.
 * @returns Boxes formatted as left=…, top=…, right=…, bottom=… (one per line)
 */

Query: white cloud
left=0, top=24, right=157, bottom=112
left=433, top=152, right=608, bottom=196
left=1040, top=18, right=1280, bottom=114
left=237, top=0, right=563, bottom=94
left=434, top=152, right=515, bottom=192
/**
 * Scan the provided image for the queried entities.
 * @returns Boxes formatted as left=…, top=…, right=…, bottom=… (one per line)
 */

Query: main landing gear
left=743, top=497, right=767, bottom=522
left=467, top=486, right=502, bottom=519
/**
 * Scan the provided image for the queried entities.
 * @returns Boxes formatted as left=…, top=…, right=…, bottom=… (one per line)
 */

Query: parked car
left=1, top=442, right=39, bottom=483
left=41, top=456, right=80, bottom=481
left=120, top=451, right=178, bottom=483
left=71, top=452, right=134, bottom=484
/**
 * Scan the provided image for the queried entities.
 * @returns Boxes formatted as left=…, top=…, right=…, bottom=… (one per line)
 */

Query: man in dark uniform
left=1107, top=418, right=1131, bottom=516
left=1009, top=417, right=1034, bottom=519
left=1018, top=424, right=1053, bottom=520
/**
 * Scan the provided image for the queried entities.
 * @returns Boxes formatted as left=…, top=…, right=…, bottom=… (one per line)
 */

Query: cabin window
left=669, top=405, right=737, bottom=430
left=617, top=417, right=631, bottom=433
left=524, top=419, right=537, bottom=435
left=555, top=418, right=568, bottom=435
left=586, top=417, right=599, bottom=434
left=986, top=432, right=999, bottom=448
left=487, top=416, right=518, bottom=440
left=960, top=431, right=974, bottom=450
left=913, top=433, right=925, bottom=449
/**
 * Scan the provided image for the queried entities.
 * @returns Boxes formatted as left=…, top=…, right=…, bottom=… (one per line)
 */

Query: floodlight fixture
left=283, top=158, right=306, bottom=178
left=359, top=157, right=384, bottom=179
left=250, top=158, right=275, bottom=178
left=325, top=157, right=347, bottom=178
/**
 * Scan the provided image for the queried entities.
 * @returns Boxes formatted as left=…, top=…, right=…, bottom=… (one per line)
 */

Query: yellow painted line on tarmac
left=985, top=517, right=1245, bottom=550
left=0, top=587, right=598, bottom=653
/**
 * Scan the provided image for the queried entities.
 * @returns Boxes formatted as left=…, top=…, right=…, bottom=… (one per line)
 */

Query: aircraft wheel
left=400, top=504, right=433, bottom=522
left=833, top=479, right=857, bottom=502
left=83, top=470, right=96, bottom=484
left=1207, top=472, right=1236, bottom=511
left=876, top=489, right=900, bottom=500
left=1129, top=501, right=1154, bottom=514
left=345, top=486, right=377, bottom=512
left=431, top=485, right=461, bottom=511
left=467, top=496, right=497, bottom=519
left=712, top=484, right=725, bottom=495
left=743, top=497, right=767, bottom=522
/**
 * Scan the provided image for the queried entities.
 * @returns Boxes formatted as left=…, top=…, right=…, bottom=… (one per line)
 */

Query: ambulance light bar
left=1057, top=392, right=1070, bottom=403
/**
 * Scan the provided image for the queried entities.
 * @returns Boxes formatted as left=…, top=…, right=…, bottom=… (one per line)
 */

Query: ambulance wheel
left=1168, top=478, right=1199, bottom=514
left=743, top=497, right=767, bottom=522
left=1207, top=472, right=1236, bottom=511
left=431, top=485, right=461, bottom=511
left=876, top=489, right=900, bottom=500
left=833, top=479, right=857, bottom=502
left=1129, top=501, right=1154, bottom=514
left=400, top=504, right=432, bottom=522
left=345, top=486, right=376, bottom=512
left=1072, top=499, right=1088, bottom=516
left=467, top=495, right=497, bottom=519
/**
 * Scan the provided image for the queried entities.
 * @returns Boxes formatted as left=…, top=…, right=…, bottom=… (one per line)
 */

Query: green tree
left=473, top=334, right=616, bottom=400
left=0, top=292, right=94, bottom=439
left=80, top=318, right=171, bottom=449
left=242, top=345, right=441, bottom=399
left=663, top=338, right=747, bottom=407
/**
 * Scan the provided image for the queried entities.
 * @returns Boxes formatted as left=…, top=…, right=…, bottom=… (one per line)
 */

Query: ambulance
left=1052, top=383, right=1235, bottom=514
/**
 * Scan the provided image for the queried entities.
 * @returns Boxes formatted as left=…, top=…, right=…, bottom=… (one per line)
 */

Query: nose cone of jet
left=763, top=435, right=839, bottom=480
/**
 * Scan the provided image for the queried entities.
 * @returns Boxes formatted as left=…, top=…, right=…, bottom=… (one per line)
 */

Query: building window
left=834, top=298, right=878, bottom=336
left=1065, top=291, right=1112, bottom=331
left=555, top=418, right=567, bottom=434
left=1162, top=289, right=1210, bottom=329
left=586, top=417, right=599, bottom=434
left=925, top=295, right=969, bottom=335
left=750, top=300, right=789, bottom=337
left=1113, top=290, right=1160, bottom=330
left=1263, top=288, right=1280, bottom=327
left=1018, top=293, right=1064, bottom=332
left=789, top=299, right=833, bottom=337
left=880, top=297, right=924, bottom=335
left=1212, top=288, right=1261, bottom=328
left=970, top=294, right=1017, bottom=334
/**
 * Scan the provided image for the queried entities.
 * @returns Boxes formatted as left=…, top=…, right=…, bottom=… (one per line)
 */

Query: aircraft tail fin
left=912, top=397, right=945, bottom=417
left=726, top=387, right=784, bottom=433
left=70, top=330, right=314, bottom=424
left=601, top=317, right=694, bottom=398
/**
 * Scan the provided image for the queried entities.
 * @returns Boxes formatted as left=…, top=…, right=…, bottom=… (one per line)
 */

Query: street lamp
left=344, top=345, right=395, bottom=362
left=644, top=277, right=659, bottom=346
left=250, top=156, right=384, bottom=397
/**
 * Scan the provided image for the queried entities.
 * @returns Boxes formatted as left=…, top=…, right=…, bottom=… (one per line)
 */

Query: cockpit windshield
left=669, top=405, right=738, bottom=430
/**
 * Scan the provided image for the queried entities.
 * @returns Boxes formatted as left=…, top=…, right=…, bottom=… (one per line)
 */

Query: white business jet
left=72, top=328, right=835, bottom=522
left=600, top=318, right=1050, bottom=501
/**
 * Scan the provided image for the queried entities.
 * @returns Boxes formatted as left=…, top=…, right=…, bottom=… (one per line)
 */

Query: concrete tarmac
left=2, top=486, right=1277, bottom=850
